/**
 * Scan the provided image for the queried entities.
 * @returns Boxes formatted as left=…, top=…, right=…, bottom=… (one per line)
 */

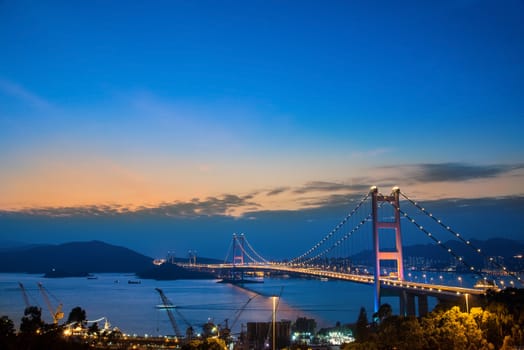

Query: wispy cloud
left=2, top=204, right=123, bottom=218
left=387, top=162, right=524, bottom=183
left=294, top=181, right=370, bottom=194
left=0, top=194, right=260, bottom=219
left=266, top=187, right=290, bottom=196
left=297, top=193, right=366, bottom=208
left=140, top=194, right=260, bottom=217
left=0, top=79, right=53, bottom=110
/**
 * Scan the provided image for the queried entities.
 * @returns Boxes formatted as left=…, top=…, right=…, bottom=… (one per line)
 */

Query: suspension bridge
left=184, top=186, right=523, bottom=317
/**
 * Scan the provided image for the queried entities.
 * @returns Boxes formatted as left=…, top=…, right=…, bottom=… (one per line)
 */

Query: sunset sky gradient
left=1, top=1, right=523, bottom=257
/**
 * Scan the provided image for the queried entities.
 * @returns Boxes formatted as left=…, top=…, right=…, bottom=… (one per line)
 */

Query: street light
left=272, top=296, right=279, bottom=350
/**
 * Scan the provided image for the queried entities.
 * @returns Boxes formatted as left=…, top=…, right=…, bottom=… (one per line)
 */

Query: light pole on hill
left=272, top=296, right=278, bottom=350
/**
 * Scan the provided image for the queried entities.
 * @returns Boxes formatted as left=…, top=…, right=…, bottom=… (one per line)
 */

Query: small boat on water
left=474, top=279, right=498, bottom=289
left=128, top=280, right=141, bottom=284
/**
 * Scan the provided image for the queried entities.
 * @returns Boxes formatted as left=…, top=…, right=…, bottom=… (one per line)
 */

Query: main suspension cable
left=394, top=203, right=483, bottom=278
left=243, top=235, right=269, bottom=264
left=289, top=192, right=370, bottom=264
left=400, top=191, right=522, bottom=284
left=301, top=214, right=372, bottom=265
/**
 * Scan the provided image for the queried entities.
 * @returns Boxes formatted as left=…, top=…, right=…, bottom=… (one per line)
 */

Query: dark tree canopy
left=355, top=307, right=370, bottom=343
left=20, top=306, right=44, bottom=334
left=67, top=306, right=87, bottom=324
left=0, top=316, right=15, bottom=338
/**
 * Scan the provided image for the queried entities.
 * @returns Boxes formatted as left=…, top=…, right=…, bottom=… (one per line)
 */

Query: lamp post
left=272, top=296, right=278, bottom=350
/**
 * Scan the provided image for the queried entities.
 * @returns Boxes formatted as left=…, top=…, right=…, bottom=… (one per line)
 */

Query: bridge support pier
left=418, top=294, right=428, bottom=316
left=400, top=292, right=429, bottom=317
left=402, top=292, right=416, bottom=316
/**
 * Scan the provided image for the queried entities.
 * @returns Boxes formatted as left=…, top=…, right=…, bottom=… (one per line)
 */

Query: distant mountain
left=0, top=240, right=153, bottom=274
left=352, top=238, right=524, bottom=271
left=0, top=240, right=46, bottom=252
left=0, top=240, right=224, bottom=280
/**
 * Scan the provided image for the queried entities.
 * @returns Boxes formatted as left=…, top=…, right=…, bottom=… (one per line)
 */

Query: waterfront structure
left=184, top=186, right=522, bottom=317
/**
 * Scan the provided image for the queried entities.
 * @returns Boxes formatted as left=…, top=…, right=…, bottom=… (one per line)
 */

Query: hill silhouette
left=352, top=238, right=524, bottom=271
left=0, top=240, right=224, bottom=279
left=0, top=240, right=153, bottom=274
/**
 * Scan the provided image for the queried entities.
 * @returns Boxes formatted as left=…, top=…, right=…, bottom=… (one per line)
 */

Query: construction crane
left=18, top=282, right=31, bottom=308
left=230, top=294, right=258, bottom=331
left=221, top=294, right=259, bottom=340
left=37, top=282, right=64, bottom=324
left=155, top=288, right=182, bottom=338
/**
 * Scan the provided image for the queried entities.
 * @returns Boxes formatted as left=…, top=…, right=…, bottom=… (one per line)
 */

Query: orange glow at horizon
left=1, top=155, right=523, bottom=213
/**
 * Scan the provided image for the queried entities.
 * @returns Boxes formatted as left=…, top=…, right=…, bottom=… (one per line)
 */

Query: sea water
left=0, top=272, right=482, bottom=335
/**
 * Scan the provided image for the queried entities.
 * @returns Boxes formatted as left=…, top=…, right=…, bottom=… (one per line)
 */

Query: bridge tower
left=232, top=233, right=245, bottom=266
left=371, top=186, right=404, bottom=313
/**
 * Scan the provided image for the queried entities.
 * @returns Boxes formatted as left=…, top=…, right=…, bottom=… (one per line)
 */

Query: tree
left=67, top=306, right=87, bottom=325
left=421, top=306, right=489, bottom=350
left=0, top=315, right=16, bottom=350
left=355, top=307, right=370, bottom=343
left=377, top=315, right=426, bottom=349
left=0, top=316, right=15, bottom=338
left=20, top=306, right=44, bottom=335
left=88, top=322, right=99, bottom=335
left=374, top=303, right=392, bottom=324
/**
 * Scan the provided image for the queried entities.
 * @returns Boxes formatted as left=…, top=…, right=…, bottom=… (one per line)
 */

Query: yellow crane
left=18, top=282, right=31, bottom=308
left=37, top=282, right=64, bottom=324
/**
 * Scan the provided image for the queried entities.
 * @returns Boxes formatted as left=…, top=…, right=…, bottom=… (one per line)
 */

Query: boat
left=474, top=279, right=498, bottom=289
left=128, top=280, right=141, bottom=284
left=320, top=277, right=329, bottom=282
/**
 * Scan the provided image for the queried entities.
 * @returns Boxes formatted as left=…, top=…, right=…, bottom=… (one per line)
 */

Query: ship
left=474, top=278, right=498, bottom=290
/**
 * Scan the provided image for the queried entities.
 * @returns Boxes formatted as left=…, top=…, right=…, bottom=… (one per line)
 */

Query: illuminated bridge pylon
left=224, top=233, right=269, bottom=266
left=232, top=233, right=245, bottom=266
left=371, top=186, right=404, bottom=313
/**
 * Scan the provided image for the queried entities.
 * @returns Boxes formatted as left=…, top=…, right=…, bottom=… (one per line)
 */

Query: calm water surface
left=0, top=272, right=484, bottom=335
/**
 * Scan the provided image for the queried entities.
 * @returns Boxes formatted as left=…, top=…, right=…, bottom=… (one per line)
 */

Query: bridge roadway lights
left=191, top=263, right=487, bottom=316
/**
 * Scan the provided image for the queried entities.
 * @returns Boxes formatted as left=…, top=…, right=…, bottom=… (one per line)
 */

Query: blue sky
left=0, top=1, right=523, bottom=258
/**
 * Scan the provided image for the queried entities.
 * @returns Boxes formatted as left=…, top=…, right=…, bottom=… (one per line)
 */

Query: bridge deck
left=184, top=263, right=488, bottom=298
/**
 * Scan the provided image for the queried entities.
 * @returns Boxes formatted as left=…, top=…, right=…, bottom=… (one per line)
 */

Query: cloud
left=266, top=187, right=290, bottom=196
left=294, top=181, right=370, bottom=194
left=297, top=193, right=366, bottom=208
left=398, top=162, right=524, bottom=183
left=141, top=194, right=260, bottom=217
left=1, top=204, right=125, bottom=218
left=0, top=194, right=260, bottom=219
left=0, top=79, right=53, bottom=110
